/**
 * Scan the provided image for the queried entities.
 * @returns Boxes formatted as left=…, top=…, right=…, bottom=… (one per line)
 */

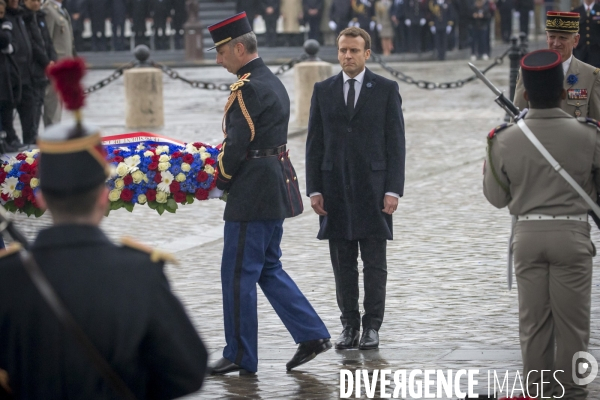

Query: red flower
left=174, top=191, right=186, bottom=203
left=14, top=197, right=26, bottom=208
left=19, top=174, right=32, bottom=185
left=171, top=151, right=182, bottom=158
left=113, top=149, right=120, bottom=155
left=153, top=172, right=162, bottom=183
left=148, top=162, right=158, bottom=171
left=151, top=155, right=159, bottom=162
left=22, top=186, right=33, bottom=200
left=20, top=163, right=32, bottom=173
left=123, top=175, right=133, bottom=186
left=31, top=198, right=39, bottom=208
left=183, top=154, right=194, bottom=164
left=197, top=171, right=208, bottom=182
left=120, top=188, right=134, bottom=202
left=193, top=142, right=205, bottom=149
left=0, top=193, right=8, bottom=202
left=195, top=188, right=208, bottom=200
left=169, top=181, right=180, bottom=193
left=205, top=158, right=216, bottom=166
left=113, top=156, right=124, bottom=163
left=16, top=153, right=27, bottom=161
left=0, top=172, right=7, bottom=183
left=146, top=189, right=157, bottom=202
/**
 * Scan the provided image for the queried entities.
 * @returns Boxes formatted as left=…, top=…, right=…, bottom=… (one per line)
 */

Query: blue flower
left=567, top=74, right=578, bottom=86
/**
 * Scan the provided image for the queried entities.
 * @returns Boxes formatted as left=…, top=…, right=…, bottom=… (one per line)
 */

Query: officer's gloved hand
left=446, top=25, right=452, bottom=34
left=1, top=21, right=12, bottom=31
left=329, top=20, right=337, bottom=31
left=419, top=18, right=426, bottom=26
left=514, top=11, right=520, bottom=18
left=377, top=23, right=383, bottom=32
left=405, top=18, right=411, bottom=26
left=369, top=20, right=376, bottom=31
left=430, top=25, right=436, bottom=34
left=208, top=188, right=224, bottom=199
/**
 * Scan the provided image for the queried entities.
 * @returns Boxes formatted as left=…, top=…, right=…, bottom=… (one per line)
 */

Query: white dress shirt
left=343, top=69, right=366, bottom=107
left=563, top=55, right=573, bottom=76
left=584, top=2, right=595, bottom=12
left=310, top=68, right=399, bottom=200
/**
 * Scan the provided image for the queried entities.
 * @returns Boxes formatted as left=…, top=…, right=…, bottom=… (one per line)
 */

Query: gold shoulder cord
left=221, top=74, right=255, bottom=141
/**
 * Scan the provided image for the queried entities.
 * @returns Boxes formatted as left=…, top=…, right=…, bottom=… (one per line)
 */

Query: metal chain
left=273, top=54, right=309, bottom=76
left=371, top=47, right=511, bottom=90
left=83, top=61, right=138, bottom=94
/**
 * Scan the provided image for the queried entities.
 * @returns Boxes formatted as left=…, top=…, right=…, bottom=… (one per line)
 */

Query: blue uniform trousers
left=221, top=219, right=329, bottom=373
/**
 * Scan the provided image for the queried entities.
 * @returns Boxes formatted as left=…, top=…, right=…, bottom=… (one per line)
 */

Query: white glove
left=370, top=20, right=376, bottom=31
left=377, top=23, right=383, bottom=32
left=208, top=188, right=224, bottom=199
left=1, top=21, right=12, bottom=31
left=329, top=20, right=337, bottom=31
left=430, top=25, right=436, bottom=34
left=405, top=18, right=411, bottom=26
left=1, top=44, right=13, bottom=55
left=514, top=11, right=520, bottom=18
left=446, top=25, right=452, bottom=34
left=419, top=18, right=426, bottom=26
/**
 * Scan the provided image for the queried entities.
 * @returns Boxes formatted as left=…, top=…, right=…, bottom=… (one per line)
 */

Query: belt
left=516, top=213, right=588, bottom=222
left=247, top=144, right=286, bottom=159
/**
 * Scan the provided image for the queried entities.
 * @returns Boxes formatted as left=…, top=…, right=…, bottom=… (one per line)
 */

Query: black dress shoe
left=335, top=327, right=360, bottom=350
left=286, top=338, right=332, bottom=371
left=209, top=357, right=254, bottom=375
left=359, top=328, right=379, bottom=350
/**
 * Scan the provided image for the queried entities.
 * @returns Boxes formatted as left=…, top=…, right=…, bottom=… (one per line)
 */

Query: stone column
left=294, top=61, right=332, bottom=127
left=124, top=68, right=164, bottom=129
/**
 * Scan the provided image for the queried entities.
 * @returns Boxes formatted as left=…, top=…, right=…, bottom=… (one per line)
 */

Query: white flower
left=200, top=151, right=211, bottom=161
left=185, top=144, right=200, bottom=154
left=114, top=178, right=125, bottom=189
left=157, top=171, right=174, bottom=193
left=158, top=162, right=171, bottom=172
left=116, top=162, right=129, bottom=177
left=108, top=189, right=121, bottom=202
left=181, top=162, right=191, bottom=172
left=156, top=191, right=168, bottom=203
left=30, top=178, right=39, bottom=188
left=136, top=144, right=146, bottom=152
left=131, top=170, right=146, bottom=184
left=159, top=154, right=170, bottom=163
left=176, top=173, right=186, bottom=182
left=204, top=165, right=215, bottom=175
left=155, top=145, right=170, bottom=155
left=124, top=155, right=141, bottom=172
left=144, top=150, right=154, bottom=157
left=12, top=190, right=21, bottom=198
left=4, top=165, right=12, bottom=173
left=1, top=177, right=19, bottom=197
left=138, top=194, right=147, bottom=204
left=25, top=157, right=35, bottom=165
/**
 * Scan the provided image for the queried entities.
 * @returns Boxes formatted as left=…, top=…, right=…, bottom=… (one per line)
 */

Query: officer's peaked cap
left=546, top=11, right=579, bottom=33
left=207, top=12, right=253, bottom=50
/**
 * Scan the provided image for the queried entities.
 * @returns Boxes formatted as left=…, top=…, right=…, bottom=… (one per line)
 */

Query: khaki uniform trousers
left=514, top=221, right=593, bottom=400
left=43, top=85, right=62, bottom=127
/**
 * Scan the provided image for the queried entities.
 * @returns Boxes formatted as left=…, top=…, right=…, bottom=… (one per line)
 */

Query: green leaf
left=186, top=194, right=195, bottom=204
left=34, top=208, right=45, bottom=218
left=165, top=206, right=176, bottom=213
left=166, top=198, right=178, bottom=211
left=220, top=191, right=228, bottom=202
left=124, top=202, right=134, bottom=212
left=147, top=201, right=157, bottom=210
left=156, top=204, right=165, bottom=215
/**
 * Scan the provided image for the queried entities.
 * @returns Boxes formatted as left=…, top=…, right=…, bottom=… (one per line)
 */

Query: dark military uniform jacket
left=216, top=57, right=303, bottom=222
left=0, top=225, right=207, bottom=399
left=573, top=3, right=600, bottom=68
left=306, top=68, right=406, bottom=240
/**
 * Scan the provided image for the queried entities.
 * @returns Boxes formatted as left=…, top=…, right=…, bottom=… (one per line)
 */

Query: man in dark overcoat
left=303, top=0, right=324, bottom=43
left=111, top=0, right=128, bottom=51
left=170, top=0, right=186, bottom=49
left=329, top=0, right=352, bottom=34
left=207, top=12, right=331, bottom=375
left=151, top=0, right=170, bottom=49
left=129, top=0, right=149, bottom=46
left=86, top=0, right=110, bottom=51
left=0, top=77, right=208, bottom=398
left=306, top=27, right=405, bottom=351
left=573, top=0, right=600, bottom=68
left=259, top=0, right=280, bottom=46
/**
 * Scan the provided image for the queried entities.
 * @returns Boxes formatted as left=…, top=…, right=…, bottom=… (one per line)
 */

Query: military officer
left=206, top=12, right=331, bottom=375
left=427, top=0, right=455, bottom=60
left=514, top=11, right=600, bottom=120
left=151, top=0, right=170, bottom=50
left=573, top=0, right=600, bottom=68
left=485, top=49, right=600, bottom=400
left=41, top=0, right=75, bottom=126
left=0, top=59, right=208, bottom=398
left=86, top=0, right=110, bottom=51
left=170, top=0, right=186, bottom=49
left=129, top=0, right=150, bottom=47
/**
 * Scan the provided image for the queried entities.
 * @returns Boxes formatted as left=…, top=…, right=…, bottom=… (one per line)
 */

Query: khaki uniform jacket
left=41, top=0, right=75, bottom=59
left=483, top=108, right=600, bottom=216
left=281, top=0, right=303, bottom=32
left=514, top=57, right=600, bottom=120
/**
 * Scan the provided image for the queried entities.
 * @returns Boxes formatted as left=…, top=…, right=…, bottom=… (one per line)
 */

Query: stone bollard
left=124, top=45, right=164, bottom=129
left=294, top=40, right=333, bottom=127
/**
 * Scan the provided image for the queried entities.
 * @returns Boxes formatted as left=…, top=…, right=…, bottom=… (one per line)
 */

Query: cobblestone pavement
left=8, top=58, right=600, bottom=399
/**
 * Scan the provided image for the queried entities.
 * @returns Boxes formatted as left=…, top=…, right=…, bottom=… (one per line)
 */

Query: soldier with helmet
left=485, top=49, right=600, bottom=400
left=514, top=11, right=600, bottom=120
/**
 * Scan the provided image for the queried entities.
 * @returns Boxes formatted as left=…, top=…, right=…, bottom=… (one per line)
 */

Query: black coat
left=574, top=3, right=600, bottom=49
left=4, top=6, right=32, bottom=86
left=63, top=0, right=86, bottom=32
left=427, top=0, right=455, bottom=28
left=86, top=0, right=110, bottom=30
left=351, top=0, right=375, bottom=28
left=0, top=225, right=207, bottom=399
left=216, top=58, right=303, bottom=222
left=111, top=0, right=129, bottom=24
left=259, top=0, right=281, bottom=16
left=129, top=0, right=150, bottom=32
left=37, top=11, right=58, bottom=63
left=151, top=0, right=171, bottom=24
left=0, top=20, right=16, bottom=104
left=170, top=0, right=187, bottom=29
left=304, top=0, right=324, bottom=15
left=21, top=6, right=56, bottom=85
left=306, top=68, right=406, bottom=240
left=330, top=0, right=352, bottom=27
left=237, top=0, right=259, bottom=20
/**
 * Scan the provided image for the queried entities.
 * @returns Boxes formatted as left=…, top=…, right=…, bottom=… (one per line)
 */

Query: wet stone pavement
left=9, top=57, right=600, bottom=399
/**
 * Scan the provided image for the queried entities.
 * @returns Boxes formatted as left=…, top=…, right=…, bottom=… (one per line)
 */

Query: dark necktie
left=347, top=79, right=356, bottom=117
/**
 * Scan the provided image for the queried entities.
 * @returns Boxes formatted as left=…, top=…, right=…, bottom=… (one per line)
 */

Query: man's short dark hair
left=229, top=31, right=258, bottom=54
left=337, top=27, right=371, bottom=51
left=43, top=184, right=105, bottom=219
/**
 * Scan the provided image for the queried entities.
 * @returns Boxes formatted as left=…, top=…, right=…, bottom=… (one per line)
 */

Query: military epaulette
left=0, top=243, right=22, bottom=260
left=487, top=123, right=512, bottom=140
left=120, top=237, right=178, bottom=265
left=578, top=117, right=600, bottom=129
left=230, top=73, right=251, bottom=92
